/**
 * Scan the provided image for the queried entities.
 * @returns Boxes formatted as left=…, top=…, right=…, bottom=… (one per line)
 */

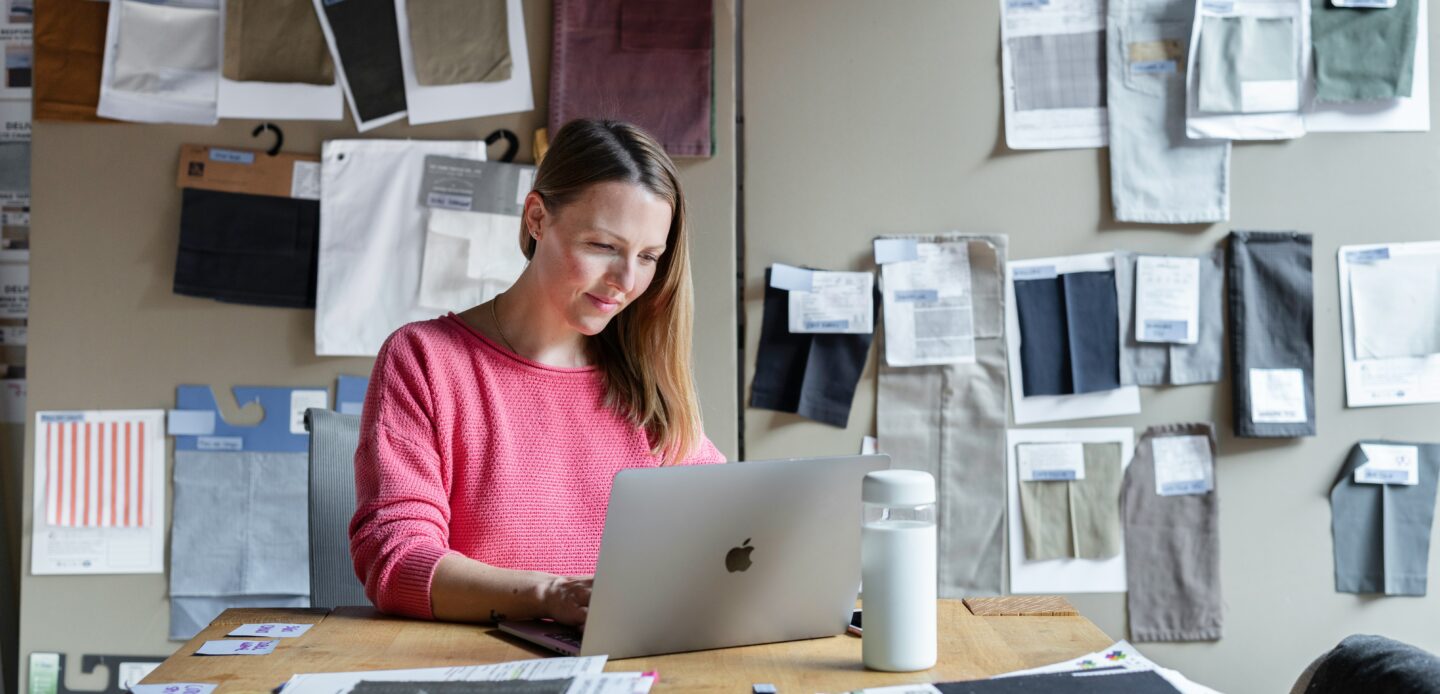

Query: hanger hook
left=251, top=122, right=284, bottom=157
left=484, top=129, right=520, bottom=163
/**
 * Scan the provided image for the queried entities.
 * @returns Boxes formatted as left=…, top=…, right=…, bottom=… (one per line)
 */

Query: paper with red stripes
left=31, top=409, right=165, bottom=575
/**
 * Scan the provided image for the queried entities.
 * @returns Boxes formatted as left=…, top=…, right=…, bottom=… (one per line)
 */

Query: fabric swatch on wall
left=1349, top=254, right=1440, bottom=360
left=1008, top=31, right=1107, bottom=111
left=174, top=188, right=320, bottom=308
left=406, top=0, right=510, bottom=86
left=1014, top=270, right=1120, bottom=397
left=1330, top=441, right=1440, bottom=596
left=112, top=0, right=219, bottom=98
left=224, top=0, right=335, bottom=85
left=878, top=235, right=1009, bottom=598
left=417, top=209, right=526, bottom=312
left=751, top=269, right=874, bottom=428
left=1019, top=442, right=1123, bottom=561
left=1123, top=423, right=1222, bottom=642
left=1198, top=15, right=1299, bottom=114
left=1311, top=0, right=1419, bottom=103
left=550, top=0, right=713, bottom=157
left=320, top=0, right=407, bottom=123
left=35, top=0, right=112, bottom=122
left=1227, top=231, right=1315, bottom=438
left=1115, top=249, right=1225, bottom=386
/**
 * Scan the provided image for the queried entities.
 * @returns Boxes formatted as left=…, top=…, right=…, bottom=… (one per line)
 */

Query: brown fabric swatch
left=223, top=0, right=334, bottom=85
left=407, top=0, right=510, bottom=86
left=35, top=0, right=113, bottom=122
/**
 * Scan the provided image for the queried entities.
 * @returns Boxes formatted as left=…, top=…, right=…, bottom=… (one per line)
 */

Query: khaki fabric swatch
left=224, top=0, right=335, bottom=85
left=1020, top=442, right=1124, bottom=560
left=407, top=0, right=510, bottom=86
left=35, top=0, right=113, bottom=122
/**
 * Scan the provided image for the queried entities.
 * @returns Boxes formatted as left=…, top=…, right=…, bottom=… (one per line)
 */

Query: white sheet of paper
left=196, top=640, right=276, bottom=656
left=1305, top=0, right=1430, bottom=132
left=1006, top=253, right=1141, bottom=425
left=1185, top=0, right=1308, bottom=140
left=1017, top=442, right=1087, bottom=481
left=1349, top=253, right=1440, bottom=360
left=999, top=0, right=1108, bottom=150
left=1355, top=443, right=1420, bottom=485
left=131, top=685, right=217, bottom=694
left=995, top=640, right=1223, bottom=694
left=1152, top=435, right=1214, bottom=496
left=1248, top=368, right=1307, bottom=423
left=1134, top=256, right=1200, bottom=344
left=393, top=0, right=535, bottom=125
left=30, top=410, right=167, bottom=575
left=277, top=657, right=609, bottom=694
left=788, top=271, right=873, bottom=334
left=229, top=623, right=314, bottom=638
left=881, top=241, right=977, bottom=366
left=1337, top=241, right=1440, bottom=407
left=1007, top=428, right=1132, bottom=594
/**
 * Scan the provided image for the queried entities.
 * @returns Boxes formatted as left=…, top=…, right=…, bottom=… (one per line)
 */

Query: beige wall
left=742, top=2, right=1440, bottom=692
left=17, top=1, right=736, bottom=690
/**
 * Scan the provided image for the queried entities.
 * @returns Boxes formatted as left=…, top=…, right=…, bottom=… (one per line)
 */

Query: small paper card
left=1355, top=444, right=1420, bottom=485
left=1018, top=443, right=1086, bottom=481
left=1152, top=435, right=1214, bottom=496
left=787, top=271, right=874, bottom=334
left=1333, top=0, right=1397, bottom=7
left=418, top=156, right=532, bottom=215
left=131, top=685, right=217, bottom=694
left=195, top=640, right=277, bottom=656
left=227, top=623, right=314, bottom=638
left=1135, top=256, right=1200, bottom=344
left=1249, top=368, right=1307, bottom=424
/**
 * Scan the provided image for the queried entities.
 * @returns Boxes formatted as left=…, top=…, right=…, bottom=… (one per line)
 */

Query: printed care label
left=1249, top=368, right=1307, bottom=424
left=1355, top=444, right=1419, bottom=485
left=788, top=271, right=874, bottom=334
left=1018, top=442, right=1086, bottom=481
left=1135, top=255, right=1200, bottom=344
left=1152, top=435, right=1214, bottom=496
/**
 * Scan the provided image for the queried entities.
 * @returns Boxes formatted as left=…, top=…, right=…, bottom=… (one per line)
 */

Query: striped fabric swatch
left=37, top=410, right=163, bottom=528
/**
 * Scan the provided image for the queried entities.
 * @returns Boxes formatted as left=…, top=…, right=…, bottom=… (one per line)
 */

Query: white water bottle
left=861, top=469, right=937, bottom=672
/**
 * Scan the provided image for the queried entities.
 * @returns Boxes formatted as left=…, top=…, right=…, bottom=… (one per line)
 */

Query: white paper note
left=1134, top=256, right=1200, bottom=344
left=131, top=684, right=217, bottom=694
left=196, top=640, right=276, bottom=656
left=1017, top=442, right=1087, bottom=481
left=881, top=241, right=976, bottom=366
left=787, top=271, right=873, bottom=334
left=1152, top=435, right=1214, bottom=496
left=999, top=0, right=1109, bottom=149
left=289, top=390, right=328, bottom=435
left=228, top=623, right=314, bottom=638
left=1355, top=443, right=1420, bottom=485
left=1249, top=368, right=1307, bottom=423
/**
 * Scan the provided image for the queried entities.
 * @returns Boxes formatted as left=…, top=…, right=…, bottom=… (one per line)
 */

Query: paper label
left=209, top=149, right=255, bottom=165
left=1013, top=265, right=1058, bottom=281
left=117, top=663, right=161, bottom=691
left=874, top=238, right=919, bottom=265
left=1345, top=247, right=1390, bottom=263
left=290, top=390, right=328, bottom=435
left=769, top=263, right=814, bottom=292
left=1333, top=0, right=1397, bottom=7
left=419, top=156, right=532, bottom=216
left=1249, top=368, right=1307, bottom=423
left=788, top=271, right=874, bottom=334
left=1355, top=444, right=1419, bottom=485
left=196, top=436, right=243, bottom=451
left=130, top=685, right=217, bottom=694
left=1131, top=61, right=1177, bottom=74
left=1018, top=442, right=1086, bottom=481
left=195, top=640, right=277, bottom=656
left=167, top=410, right=216, bottom=436
left=1135, top=256, right=1200, bottom=344
left=894, top=289, right=939, bottom=302
left=1203, top=0, right=1235, bottom=13
left=1152, top=435, right=1214, bottom=496
left=291, top=161, right=321, bottom=201
left=28, top=653, right=58, bottom=694
left=229, top=623, right=314, bottom=638
left=1007, top=0, right=1050, bottom=7
left=881, top=241, right=976, bottom=366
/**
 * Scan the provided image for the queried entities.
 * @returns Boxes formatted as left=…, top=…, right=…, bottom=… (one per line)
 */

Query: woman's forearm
left=429, top=552, right=555, bottom=623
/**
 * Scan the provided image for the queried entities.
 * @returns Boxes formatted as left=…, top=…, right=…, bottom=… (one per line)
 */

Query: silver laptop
left=498, top=454, right=890, bottom=660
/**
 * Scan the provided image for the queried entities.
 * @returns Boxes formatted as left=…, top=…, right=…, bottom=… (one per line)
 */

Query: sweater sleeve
left=349, top=327, right=458, bottom=619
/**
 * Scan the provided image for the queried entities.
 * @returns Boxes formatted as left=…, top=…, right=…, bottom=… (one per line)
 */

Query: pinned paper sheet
left=787, top=271, right=873, bottom=334
left=1134, top=256, right=1199, bottom=344
left=880, top=241, right=977, bottom=366
left=394, top=0, right=534, bottom=125
left=1338, top=241, right=1440, bottom=407
left=999, top=0, right=1108, bottom=149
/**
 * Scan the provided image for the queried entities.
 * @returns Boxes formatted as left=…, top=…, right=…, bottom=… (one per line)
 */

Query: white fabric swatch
left=1351, top=255, right=1440, bottom=360
left=418, top=210, right=526, bottom=312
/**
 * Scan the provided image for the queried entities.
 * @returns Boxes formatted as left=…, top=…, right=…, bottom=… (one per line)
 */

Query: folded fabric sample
left=1330, top=440, right=1440, bottom=596
left=99, top=0, right=220, bottom=124
left=1115, top=249, right=1225, bottom=386
left=1197, top=15, right=1298, bottom=113
left=175, top=188, right=320, bottom=308
left=550, top=0, right=712, bottom=156
left=35, top=0, right=111, bottom=122
left=1227, top=231, right=1314, bottom=438
left=418, top=209, right=526, bottom=312
left=1019, top=441, right=1124, bottom=561
left=1015, top=270, right=1120, bottom=396
left=1123, top=423, right=1222, bottom=642
left=407, top=0, right=510, bottom=85
left=1311, top=0, right=1420, bottom=103
left=319, top=0, right=407, bottom=125
left=1349, top=253, right=1440, bottom=360
left=751, top=269, right=873, bottom=428
left=224, top=0, right=335, bottom=85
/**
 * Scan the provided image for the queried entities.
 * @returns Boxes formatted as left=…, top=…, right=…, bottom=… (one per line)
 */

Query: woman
left=349, top=119, right=726, bottom=629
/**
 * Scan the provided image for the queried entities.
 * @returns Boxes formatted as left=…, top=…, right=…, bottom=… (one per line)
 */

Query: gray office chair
left=304, top=408, right=371, bottom=609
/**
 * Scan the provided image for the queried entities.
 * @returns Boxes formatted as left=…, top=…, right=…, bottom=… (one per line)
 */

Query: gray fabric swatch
left=1010, top=32, right=1107, bottom=111
left=1116, top=249, right=1225, bottom=387
left=0, top=143, right=29, bottom=197
left=1107, top=0, right=1230, bottom=223
left=1312, top=0, right=1420, bottom=103
left=1330, top=441, right=1440, bottom=596
left=1019, top=442, right=1123, bottom=561
left=1020, top=476, right=1071, bottom=561
left=306, top=409, right=369, bottom=609
left=1198, top=16, right=1296, bottom=113
left=1227, top=231, right=1315, bottom=438
left=1124, top=423, right=1222, bottom=642
left=877, top=234, right=1008, bottom=598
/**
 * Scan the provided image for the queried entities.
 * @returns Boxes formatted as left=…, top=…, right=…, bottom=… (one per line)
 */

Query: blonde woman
left=350, top=120, right=725, bottom=629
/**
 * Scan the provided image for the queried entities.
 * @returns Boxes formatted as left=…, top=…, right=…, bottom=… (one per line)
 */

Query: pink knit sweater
left=349, top=314, right=725, bottom=619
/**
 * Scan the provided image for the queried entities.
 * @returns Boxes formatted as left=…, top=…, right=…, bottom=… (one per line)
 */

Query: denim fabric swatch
left=751, top=269, right=874, bottom=428
left=321, top=0, right=407, bottom=123
left=878, top=235, right=1009, bottom=597
left=1115, top=249, right=1225, bottom=386
left=1312, top=0, right=1419, bottom=103
left=1015, top=270, right=1120, bottom=397
left=1107, top=0, right=1229, bottom=223
left=1330, top=441, right=1440, bottom=596
left=1015, top=276, right=1070, bottom=396
left=1124, top=423, right=1222, bottom=642
left=175, top=189, right=319, bottom=308
left=1019, top=442, right=1123, bottom=561
left=1227, top=231, right=1315, bottom=438
left=1009, top=31, right=1107, bottom=111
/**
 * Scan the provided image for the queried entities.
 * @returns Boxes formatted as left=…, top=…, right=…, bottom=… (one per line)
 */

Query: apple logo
left=725, top=538, right=755, bottom=573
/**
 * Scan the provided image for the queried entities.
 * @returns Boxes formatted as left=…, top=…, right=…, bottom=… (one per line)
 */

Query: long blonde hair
left=521, top=119, right=702, bottom=464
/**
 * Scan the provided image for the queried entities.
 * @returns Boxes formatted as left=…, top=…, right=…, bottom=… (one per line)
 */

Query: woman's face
left=525, top=180, right=673, bottom=336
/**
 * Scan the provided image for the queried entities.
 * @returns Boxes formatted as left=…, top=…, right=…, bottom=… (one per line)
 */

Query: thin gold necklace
left=490, top=295, right=517, bottom=353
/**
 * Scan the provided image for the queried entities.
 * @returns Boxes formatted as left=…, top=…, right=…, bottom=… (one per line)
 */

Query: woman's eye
left=640, top=254, right=659, bottom=263
left=590, top=242, right=614, bottom=251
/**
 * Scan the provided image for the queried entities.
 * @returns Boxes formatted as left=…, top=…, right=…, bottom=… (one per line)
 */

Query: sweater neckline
left=443, top=313, right=598, bottom=375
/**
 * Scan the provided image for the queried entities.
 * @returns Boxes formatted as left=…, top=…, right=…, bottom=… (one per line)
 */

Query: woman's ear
left=522, top=191, right=546, bottom=242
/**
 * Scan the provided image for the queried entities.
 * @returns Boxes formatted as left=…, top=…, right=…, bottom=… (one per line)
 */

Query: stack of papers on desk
left=277, top=657, right=655, bottom=694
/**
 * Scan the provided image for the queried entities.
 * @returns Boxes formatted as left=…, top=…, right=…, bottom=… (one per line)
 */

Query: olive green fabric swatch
left=1312, top=0, right=1419, bottom=103
left=1020, top=442, right=1124, bottom=561
left=407, top=0, right=511, bottom=86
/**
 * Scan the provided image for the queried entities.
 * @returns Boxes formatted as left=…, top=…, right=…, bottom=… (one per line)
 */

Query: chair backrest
left=305, top=408, right=370, bottom=609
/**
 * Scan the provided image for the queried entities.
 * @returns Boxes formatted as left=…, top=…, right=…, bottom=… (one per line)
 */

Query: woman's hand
left=540, top=574, right=593, bottom=629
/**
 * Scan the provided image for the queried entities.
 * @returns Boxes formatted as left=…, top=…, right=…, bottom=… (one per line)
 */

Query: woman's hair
left=521, top=119, right=702, bottom=465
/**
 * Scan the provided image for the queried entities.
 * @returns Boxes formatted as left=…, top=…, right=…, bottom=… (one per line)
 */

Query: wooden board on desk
left=143, top=601, right=1111, bottom=694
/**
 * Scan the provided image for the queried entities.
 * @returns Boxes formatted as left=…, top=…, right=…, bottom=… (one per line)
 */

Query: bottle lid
left=862, top=469, right=936, bottom=506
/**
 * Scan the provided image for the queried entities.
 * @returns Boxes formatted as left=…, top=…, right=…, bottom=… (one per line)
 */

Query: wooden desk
left=144, top=602, right=1112, bottom=693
